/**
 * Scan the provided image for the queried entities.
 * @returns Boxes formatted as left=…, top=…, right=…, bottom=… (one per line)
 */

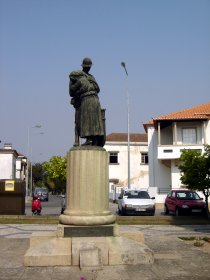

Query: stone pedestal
left=24, top=228, right=154, bottom=267
left=59, top=146, right=116, bottom=226
left=24, top=146, right=154, bottom=269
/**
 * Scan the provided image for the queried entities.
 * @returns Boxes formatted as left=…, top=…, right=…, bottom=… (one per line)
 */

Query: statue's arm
left=95, top=81, right=100, bottom=93
left=87, top=75, right=100, bottom=93
left=69, top=79, right=81, bottom=97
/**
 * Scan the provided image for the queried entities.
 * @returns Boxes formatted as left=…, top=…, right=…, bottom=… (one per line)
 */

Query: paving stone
left=20, top=267, right=53, bottom=280
left=0, top=268, right=24, bottom=280
left=0, top=225, right=210, bottom=280
left=52, top=267, right=97, bottom=280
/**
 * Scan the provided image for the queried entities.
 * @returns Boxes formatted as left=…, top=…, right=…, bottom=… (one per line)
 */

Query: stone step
left=24, top=232, right=154, bottom=267
left=24, top=237, right=71, bottom=266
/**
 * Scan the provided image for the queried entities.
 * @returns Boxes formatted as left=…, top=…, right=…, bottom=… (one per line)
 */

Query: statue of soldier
left=69, top=57, right=105, bottom=147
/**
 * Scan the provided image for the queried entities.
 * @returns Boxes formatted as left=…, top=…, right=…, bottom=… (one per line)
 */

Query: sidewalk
left=0, top=224, right=210, bottom=279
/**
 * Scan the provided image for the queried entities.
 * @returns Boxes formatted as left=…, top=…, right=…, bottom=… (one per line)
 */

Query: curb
left=0, top=215, right=209, bottom=225
left=0, top=215, right=59, bottom=224
left=116, top=216, right=210, bottom=225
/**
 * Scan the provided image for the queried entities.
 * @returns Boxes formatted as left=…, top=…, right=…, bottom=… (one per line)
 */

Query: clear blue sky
left=0, top=0, right=209, bottom=163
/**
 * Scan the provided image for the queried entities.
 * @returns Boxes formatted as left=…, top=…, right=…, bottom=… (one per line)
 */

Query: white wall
left=206, top=120, right=210, bottom=144
left=105, top=142, right=149, bottom=189
left=171, top=160, right=182, bottom=188
left=148, top=126, right=172, bottom=202
left=147, top=126, right=157, bottom=188
left=157, top=163, right=171, bottom=190
left=0, top=154, right=14, bottom=179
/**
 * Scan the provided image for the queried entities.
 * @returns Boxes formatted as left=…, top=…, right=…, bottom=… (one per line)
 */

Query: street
left=26, top=195, right=173, bottom=217
left=27, top=195, right=121, bottom=216
left=26, top=195, right=63, bottom=216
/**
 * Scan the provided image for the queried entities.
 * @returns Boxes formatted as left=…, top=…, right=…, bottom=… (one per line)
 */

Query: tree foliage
left=32, top=163, right=46, bottom=186
left=179, top=145, right=210, bottom=216
left=43, top=156, right=67, bottom=193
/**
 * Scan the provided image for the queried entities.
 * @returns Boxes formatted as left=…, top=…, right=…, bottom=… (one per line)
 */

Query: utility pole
left=121, top=62, right=130, bottom=189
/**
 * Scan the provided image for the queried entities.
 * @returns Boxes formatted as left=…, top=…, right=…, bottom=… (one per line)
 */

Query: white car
left=118, top=189, right=155, bottom=216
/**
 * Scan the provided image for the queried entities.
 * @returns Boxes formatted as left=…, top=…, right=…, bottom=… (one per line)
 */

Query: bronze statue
left=69, top=57, right=105, bottom=147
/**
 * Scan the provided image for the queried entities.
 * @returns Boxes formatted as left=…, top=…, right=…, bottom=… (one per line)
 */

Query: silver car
left=118, top=189, right=155, bottom=216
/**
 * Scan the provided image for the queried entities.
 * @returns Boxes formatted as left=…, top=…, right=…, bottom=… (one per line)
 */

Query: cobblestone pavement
left=0, top=224, right=210, bottom=280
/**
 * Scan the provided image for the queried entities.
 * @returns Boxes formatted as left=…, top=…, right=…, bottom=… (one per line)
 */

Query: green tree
left=43, top=156, right=67, bottom=193
left=32, top=163, right=46, bottom=186
left=179, top=145, right=210, bottom=217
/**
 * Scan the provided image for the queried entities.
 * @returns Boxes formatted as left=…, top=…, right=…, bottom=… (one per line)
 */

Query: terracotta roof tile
left=143, top=102, right=210, bottom=132
left=106, top=133, right=147, bottom=142
left=154, top=102, right=210, bottom=121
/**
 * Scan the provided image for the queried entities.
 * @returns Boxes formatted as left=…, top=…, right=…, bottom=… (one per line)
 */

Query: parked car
left=164, top=190, right=206, bottom=216
left=33, top=187, right=49, bottom=201
left=118, top=189, right=155, bottom=216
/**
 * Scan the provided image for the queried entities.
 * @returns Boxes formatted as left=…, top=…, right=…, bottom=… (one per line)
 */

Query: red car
left=164, top=190, right=206, bottom=216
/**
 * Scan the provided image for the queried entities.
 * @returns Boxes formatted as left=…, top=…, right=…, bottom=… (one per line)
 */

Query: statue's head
left=81, top=57, right=93, bottom=68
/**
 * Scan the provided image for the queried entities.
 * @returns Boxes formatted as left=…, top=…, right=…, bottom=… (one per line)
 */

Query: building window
left=182, top=128, right=197, bottom=144
left=141, top=153, right=148, bottom=164
left=163, top=149, right=173, bottom=153
left=109, top=152, right=119, bottom=164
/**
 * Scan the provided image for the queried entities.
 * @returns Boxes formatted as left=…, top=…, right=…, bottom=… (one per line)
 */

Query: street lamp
left=26, top=125, right=42, bottom=197
left=29, top=131, right=44, bottom=196
left=121, top=62, right=130, bottom=189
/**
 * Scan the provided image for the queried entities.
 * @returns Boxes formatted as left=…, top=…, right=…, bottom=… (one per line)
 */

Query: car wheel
left=121, top=208, right=126, bottom=216
left=164, top=205, right=169, bottom=215
left=175, top=208, right=180, bottom=216
left=202, top=209, right=207, bottom=217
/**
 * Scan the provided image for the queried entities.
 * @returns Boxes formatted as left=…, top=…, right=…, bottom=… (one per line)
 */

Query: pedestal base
left=59, top=213, right=116, bottom=226
left=24, top=226, right=154, bottom=268
left=59, top=147, right=116, bottom=226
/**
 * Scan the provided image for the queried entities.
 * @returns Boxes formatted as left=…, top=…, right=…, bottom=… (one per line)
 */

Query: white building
left=0, top=143, right=26, bottom=181
left=144, top=102, right=210, bottom=203
left=104, top=133, right=149, bottom=199
left=16, top=153, right=27, bottom=180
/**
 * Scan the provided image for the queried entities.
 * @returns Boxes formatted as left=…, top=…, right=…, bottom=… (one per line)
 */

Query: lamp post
left=121, top=62, right=130, bottom=189
left=26, top=125, right=42, bottom=197
left=29, top=132, right=44, bottom=196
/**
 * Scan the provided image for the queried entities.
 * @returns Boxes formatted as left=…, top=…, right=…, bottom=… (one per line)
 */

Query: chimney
left=4, top=143, right=13, bottom=150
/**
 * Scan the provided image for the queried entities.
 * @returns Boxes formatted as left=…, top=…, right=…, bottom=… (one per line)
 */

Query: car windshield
left=41, top=189, right=48, bottom=194
left=34, top=188, right=41, bottom=193
left=124, top=191, right=150, bottom=199
left=176, top=191, right=200, bottom=200
left=34, top=188, right=48, bottom=194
